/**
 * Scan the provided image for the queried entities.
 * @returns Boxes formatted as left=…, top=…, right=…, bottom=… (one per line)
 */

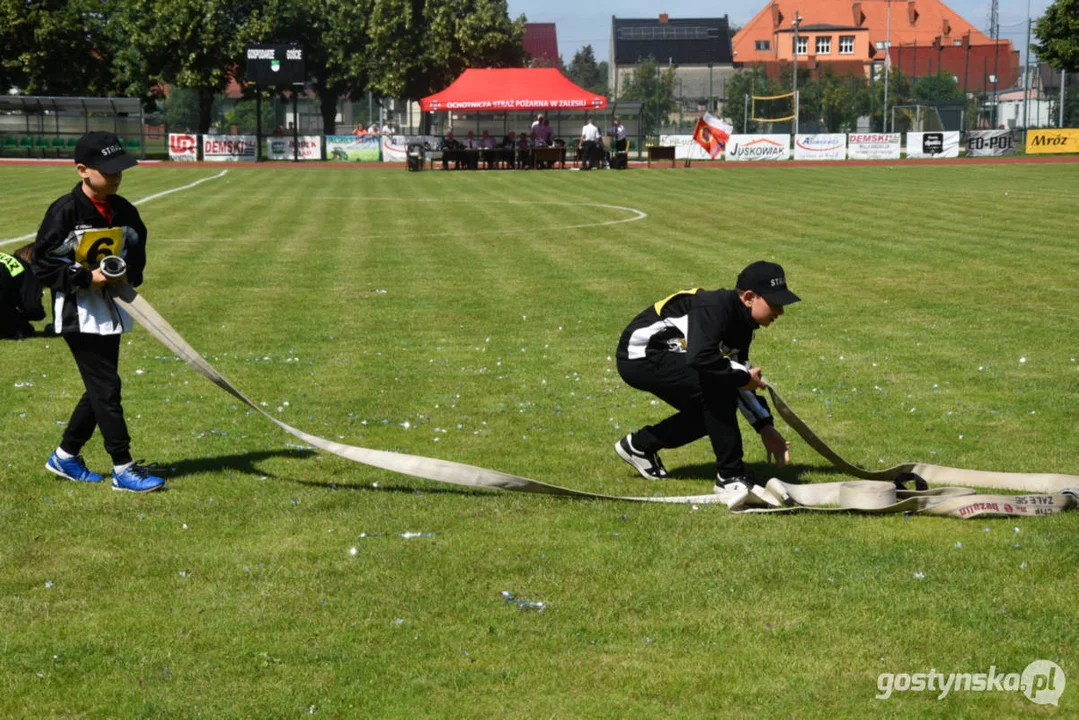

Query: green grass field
left=1, top=162, right=1077, bottom=718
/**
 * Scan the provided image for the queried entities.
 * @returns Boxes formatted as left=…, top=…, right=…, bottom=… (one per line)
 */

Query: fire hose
left=109, top=283, right=1077, bottom=518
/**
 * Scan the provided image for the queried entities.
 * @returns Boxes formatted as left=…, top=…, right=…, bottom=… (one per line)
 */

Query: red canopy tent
left=420, top=68, right=607, bottom=112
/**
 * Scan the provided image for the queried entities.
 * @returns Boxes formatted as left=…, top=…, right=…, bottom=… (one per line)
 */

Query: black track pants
left=617, top=353, right=746, bottom=475
left=60, top=333, right=132, bottom=465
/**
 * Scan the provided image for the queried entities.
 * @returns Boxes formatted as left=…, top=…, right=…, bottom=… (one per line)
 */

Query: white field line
left=0, top=169, right=229, bottom=248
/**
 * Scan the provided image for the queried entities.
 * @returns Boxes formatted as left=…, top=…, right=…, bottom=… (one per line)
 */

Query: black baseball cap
left=736, top=261, right=801, bottom=305
left=74, top=131, right=138, bottom=174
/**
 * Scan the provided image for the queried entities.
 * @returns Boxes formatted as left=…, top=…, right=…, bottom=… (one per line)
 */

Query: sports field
left=1, top=161, right=1077, bottom=717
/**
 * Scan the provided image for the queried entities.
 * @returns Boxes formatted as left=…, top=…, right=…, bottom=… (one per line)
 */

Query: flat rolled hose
left=100, top=255, right=127, bottom=279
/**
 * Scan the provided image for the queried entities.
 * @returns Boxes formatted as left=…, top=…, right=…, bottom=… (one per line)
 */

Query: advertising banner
left=966, top=129, right=1017, bottom=156
left=1025, top=128, right=1079, bottom=154
left=725, top=134, right=791, bottom=161
left=659, top=134, right=712, bottom=160
left=202, top=135, right=256, bottom=162
left=265, top=135, right=323, bottom=161
left=168, top=133, right=198, bottom=162
left=325, top=135, right=381, bottom=162
left=381, top=135, right=442, bottom=162
left=906, top=131, right=961, bottom=158
left=847, top=133, right=901, bottom=160
left=793, top=133, right=847, bottom=160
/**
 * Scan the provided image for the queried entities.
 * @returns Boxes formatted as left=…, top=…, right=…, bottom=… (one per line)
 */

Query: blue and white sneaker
left=45, top=451, right=104, bottom=483
left=111, top=461, right=166, bottom=493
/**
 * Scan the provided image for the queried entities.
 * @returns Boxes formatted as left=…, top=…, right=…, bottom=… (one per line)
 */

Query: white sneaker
left=614, top=434, right=668, bottom=479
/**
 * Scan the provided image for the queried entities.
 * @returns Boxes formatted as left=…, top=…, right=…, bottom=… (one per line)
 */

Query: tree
left=112, top=0, right=274, bottom=133
left=366, top=0, right=526, bottom=105
left=567, top=45, right=604, bottom=94
left=620, top=56, right=678, bottom=136
left=1033, top=0, right=1079, bottom=73
left=0, top=0, right=120, bottom=95
left=911, top=72, right=963, bottom=103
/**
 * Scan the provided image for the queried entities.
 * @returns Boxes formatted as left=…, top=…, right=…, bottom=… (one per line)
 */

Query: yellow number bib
left=75, top=228, right=124, bottom=269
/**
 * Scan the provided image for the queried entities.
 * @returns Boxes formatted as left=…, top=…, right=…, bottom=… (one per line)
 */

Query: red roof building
left=732, top=0, right=1018, bottom=92
left=523, top=23, right=560, bottom=66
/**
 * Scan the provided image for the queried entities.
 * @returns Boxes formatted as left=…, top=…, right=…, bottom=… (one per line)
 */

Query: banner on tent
left=793, top=134, right=847, bottom=160
left=266, top=136, right=323, bottom=161
left=906, top=131, right=961, bottom=158
left=1025, top=129, right=1079, bottom=154
left=726, top=134, right=791, bottom=161
left=202, top=135, right=256, bottom=162
left=168, top=134, right=198, bottom=162
left=658, top=135, right=712, bottom=160
left=847, top=133, right=901, bottom=160
left=325, top=135, right=381, bottom=162
left=966, top=129, right=1017, bottom=157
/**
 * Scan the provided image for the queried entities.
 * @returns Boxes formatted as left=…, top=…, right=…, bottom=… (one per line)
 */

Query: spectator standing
left=579, top=117, right=601, bottom=170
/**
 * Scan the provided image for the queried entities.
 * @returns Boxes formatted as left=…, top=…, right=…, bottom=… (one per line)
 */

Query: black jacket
left=0, top=252, right=45, bottom=322
left=617, top=288, right=773, bottom=429
left=32, top=183, right=146, bottom=335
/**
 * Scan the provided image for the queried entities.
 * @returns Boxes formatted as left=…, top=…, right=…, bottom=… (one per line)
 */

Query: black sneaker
left=714, top=469, right=758, bottom=495
left=614, top=434, right=668, bottom=479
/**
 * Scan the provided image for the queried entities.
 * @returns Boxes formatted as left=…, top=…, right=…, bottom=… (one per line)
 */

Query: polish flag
left=692, top=113, right=733, bottom=159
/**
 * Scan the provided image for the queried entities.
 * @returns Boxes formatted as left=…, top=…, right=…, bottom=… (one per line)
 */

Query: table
left=532, top=146, right=566, bottom=169
left=647, top=146, right=676, bottom=168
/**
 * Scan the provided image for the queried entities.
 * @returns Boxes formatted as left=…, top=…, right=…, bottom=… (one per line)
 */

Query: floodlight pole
left=792, top=12, right=801, bottom=136
left=292, top=90, right=299, bottom=163
left=1022, top=0, right=1032, bottom=132
left=255, top=87, right=263, bottom=162
left=883, top=0, right=891, bottom=132
left=1061, top=70, right=1067, bottom=128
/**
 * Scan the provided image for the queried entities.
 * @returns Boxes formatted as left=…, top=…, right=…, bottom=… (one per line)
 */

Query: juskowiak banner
left=725, top=134, right=791, bottom=161
left=965, top=129, right=1017, bottom=157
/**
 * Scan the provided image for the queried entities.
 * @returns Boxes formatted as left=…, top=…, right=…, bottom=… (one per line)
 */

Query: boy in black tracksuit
left=0, top=244, right=45, bottom=339
left=32, top=131, right=165, bottom=492
left=614, top=261, right=800, bottom=494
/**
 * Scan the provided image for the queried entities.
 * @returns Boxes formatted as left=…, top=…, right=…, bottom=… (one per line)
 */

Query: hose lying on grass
left=111, top=284, right=1078, bottom=519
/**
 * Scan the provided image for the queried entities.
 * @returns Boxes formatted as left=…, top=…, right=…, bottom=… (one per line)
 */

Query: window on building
left=840, top=35, right=855, bottom=54
left=795, top=36, right=808, bottom=55
left=816, top=36, right=831, bottom=55
left=755, top=40, right=771, bottom=51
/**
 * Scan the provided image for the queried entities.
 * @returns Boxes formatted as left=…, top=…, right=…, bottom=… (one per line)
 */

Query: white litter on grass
left=911, top=572, right=925, bottom=581
left=1019, top=357, right=1027, bottom=364
left=500, top=591, right=546, bottom=612
left=349, top=547, right=358, bottom=556
left=399, top=532, right=436, bottom=539
left=14, top=382, right=33, bottom=388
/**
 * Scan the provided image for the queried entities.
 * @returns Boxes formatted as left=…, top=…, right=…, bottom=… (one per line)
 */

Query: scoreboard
left=245, top=44, right=305, bottom=86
